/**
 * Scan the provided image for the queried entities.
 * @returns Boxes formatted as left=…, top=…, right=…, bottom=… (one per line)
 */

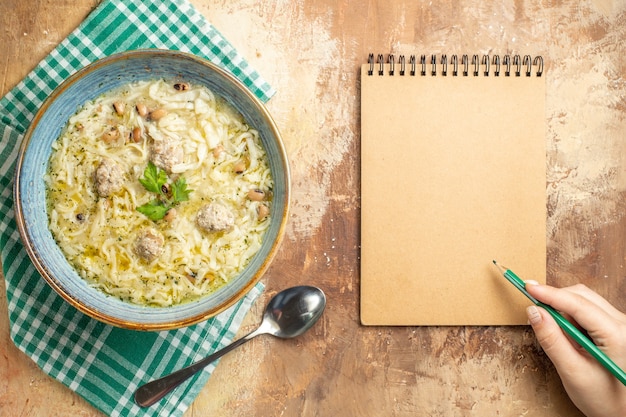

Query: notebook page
left=360, top=60, right=546, bottom=325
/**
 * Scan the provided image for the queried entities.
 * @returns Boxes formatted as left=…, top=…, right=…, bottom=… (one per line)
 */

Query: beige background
left=1, top=0, right=625, bottom=416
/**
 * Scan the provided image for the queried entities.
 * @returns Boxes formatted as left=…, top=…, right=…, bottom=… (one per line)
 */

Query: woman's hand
left=525, top=282, right=626, bottom=417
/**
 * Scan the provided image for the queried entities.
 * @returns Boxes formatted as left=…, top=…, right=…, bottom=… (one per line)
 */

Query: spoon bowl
left=261, top=285, right=326, bottom=338
left=134, top=285, right=326, bottom=407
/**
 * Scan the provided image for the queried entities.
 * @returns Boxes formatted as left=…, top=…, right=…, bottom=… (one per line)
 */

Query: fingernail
left=527, top=306, right=542, bottom=325
left=525, top=280, right=539, bottom=286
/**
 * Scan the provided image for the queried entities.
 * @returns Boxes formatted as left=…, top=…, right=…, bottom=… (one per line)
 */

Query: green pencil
left=493, top=260, right=626, bottom=386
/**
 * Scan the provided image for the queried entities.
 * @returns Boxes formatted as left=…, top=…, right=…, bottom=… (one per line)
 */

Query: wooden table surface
left=1, top=0, right=625, bottom=416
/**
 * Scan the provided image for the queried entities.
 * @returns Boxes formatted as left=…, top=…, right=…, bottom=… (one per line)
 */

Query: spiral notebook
left=360, top=53, right=546, bottom=326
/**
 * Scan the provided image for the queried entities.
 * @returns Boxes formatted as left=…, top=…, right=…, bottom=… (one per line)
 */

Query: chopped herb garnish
left=136, top=162, right=193, bottom=221
left=138, top=161, right=168, bottom=194
left=171, top=177, right=191, bottom=203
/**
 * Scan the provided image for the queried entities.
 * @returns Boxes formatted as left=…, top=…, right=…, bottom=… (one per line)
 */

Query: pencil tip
left=492, top=260, right=506, bottom=273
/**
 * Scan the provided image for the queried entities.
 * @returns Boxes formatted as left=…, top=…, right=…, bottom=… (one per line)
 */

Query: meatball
left=150, top=137, right=183, bottom=173
left=196, top=203, right=235, bottom=232
left=94, top=158, right=123, bottom=197
left=135, top=228, right=164, bottom=262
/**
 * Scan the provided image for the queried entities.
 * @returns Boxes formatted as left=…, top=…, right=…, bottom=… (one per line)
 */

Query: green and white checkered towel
left=0, top=1, right=275, bottom=416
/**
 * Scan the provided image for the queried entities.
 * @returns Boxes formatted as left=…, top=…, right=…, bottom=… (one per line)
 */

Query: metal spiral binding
left=493, top=55, right=501, bottom=76
left=533, top=56, right=544, bottom=77
left=482, top=55, right=490, bottom=76
left=367, top=53, right=544, bottom=77
left=462, top=55, right=469, bottom=76
left=513, top=55, right=521, bottom=76
left=472, top=55, right=480, bottom=76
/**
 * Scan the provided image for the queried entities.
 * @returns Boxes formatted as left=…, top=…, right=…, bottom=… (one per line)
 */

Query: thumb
left=527, top=305, right=581, bottom=369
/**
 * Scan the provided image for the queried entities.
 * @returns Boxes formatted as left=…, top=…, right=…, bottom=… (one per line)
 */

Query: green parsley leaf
left=139, top=162, right=167, bottom=195
left=137, top=161, right=193, bottom=221
left=171, top=177, right=192, bottom=203
left=137, top=199, right=170, bottom=221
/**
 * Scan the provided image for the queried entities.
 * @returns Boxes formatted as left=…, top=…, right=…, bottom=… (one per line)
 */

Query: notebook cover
left=360, top=61, right=546, bottom=326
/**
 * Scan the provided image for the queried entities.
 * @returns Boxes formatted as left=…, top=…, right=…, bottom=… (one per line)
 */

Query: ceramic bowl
left=14, top=49, right=290, bottom=331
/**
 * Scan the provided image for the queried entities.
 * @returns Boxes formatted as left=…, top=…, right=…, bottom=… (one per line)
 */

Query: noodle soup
left=46, top=79, right=273, bottom=307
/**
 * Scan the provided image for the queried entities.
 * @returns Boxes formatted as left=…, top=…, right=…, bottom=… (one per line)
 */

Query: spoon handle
left=134, top=329, right=260, bottom=407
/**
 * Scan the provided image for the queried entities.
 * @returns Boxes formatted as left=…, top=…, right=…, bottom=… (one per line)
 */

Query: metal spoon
left=134, top=285, right=326, bottom=407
